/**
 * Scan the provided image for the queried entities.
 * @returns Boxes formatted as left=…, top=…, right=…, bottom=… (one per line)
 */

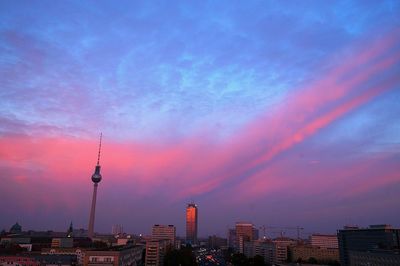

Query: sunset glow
left=0, top=1, right=399, bottom=237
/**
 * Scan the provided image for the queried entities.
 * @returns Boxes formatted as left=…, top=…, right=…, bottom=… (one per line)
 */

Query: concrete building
left=111, top=225, right=124, bottom=235
left=310, top=234, right=338, bottom=249
left=186, top=203, right=198, bottom=245
left=338, top=224, right=400, bottom=266
left=51, top=238, right=74, bottom=248
left=243, top=237, right=296, bottom=264
left=0, top=254, right=77, bottom=266
left=151, top=225, right=176, bottom=247
left=145, top=240, right=171, bottom=266
left=227, top=229, right=236, bottom=249
left=348, top=250, right=400, bottom=266
left=235, top=222, right=258, bottom=253
left=290, top=245, right=339, bottom=263
left=272, top=237, right=295, bottom=264
left=42, top=247, right=88, bottom=265
left=84, top=245, right=143, bottom=266
left=207, top=235, right=227, bottom=249
left=0, top=256, right=39, bottom=266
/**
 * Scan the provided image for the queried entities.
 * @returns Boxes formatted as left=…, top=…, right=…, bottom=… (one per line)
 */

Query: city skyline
left=1, top=1, right=400, bottom=237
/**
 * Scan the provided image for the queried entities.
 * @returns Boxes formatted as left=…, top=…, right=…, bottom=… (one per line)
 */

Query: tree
left=308, top=257, right=318, bottom=264
left=164, top=246, right=197, bottom=266
left=231, top=253, right=248, bottom=266
left=248, top=255, right=265, bottom=266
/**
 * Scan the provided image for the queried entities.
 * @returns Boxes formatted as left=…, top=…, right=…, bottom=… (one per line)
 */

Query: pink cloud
left=0, top=29, right=399, bottom=217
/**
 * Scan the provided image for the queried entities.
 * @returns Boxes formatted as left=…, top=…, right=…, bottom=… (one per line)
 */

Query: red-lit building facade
left=186, top=203, right=198, bottom=245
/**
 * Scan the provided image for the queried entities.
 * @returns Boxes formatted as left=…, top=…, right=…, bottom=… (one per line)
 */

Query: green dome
left=10, top=222, right=22, bottom=233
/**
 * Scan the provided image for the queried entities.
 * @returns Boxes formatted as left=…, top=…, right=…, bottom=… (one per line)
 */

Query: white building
left=112, top=224, right=124, bottom=235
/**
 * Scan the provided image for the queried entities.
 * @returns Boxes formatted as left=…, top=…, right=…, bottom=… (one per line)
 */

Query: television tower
left=88, top=133, right=103, bottom=238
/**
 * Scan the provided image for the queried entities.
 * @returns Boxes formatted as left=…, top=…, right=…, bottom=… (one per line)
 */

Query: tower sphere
left=91, top=165, right=102, bottom=183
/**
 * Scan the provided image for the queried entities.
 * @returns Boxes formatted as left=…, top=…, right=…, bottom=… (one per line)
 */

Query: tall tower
left=186, top=203, right=198, bottom=245
left=88, top=133, right=103, bottom=238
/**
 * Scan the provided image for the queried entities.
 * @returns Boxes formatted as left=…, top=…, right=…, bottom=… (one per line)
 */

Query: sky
left=0, top=0, right=399, bottom=238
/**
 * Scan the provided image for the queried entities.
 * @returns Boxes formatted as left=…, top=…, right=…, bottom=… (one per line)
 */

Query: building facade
left=338, top=224, right=400, bottom=266
left=112, top=225, right=124, bottom=235
left=145, top=240, right=171, bottom=266
left=84, top=245, right=143, bottom=266
left=186, top=203, right=198, bottom=245
left=310, top=234, right=338, bottom=249
left=348, top=250, right=400, bottom=266
left=151, top=225, right=176, bottom=247
left=290, top=245, right=339, bottom=263
left=42, top=247, right=87, bottom=265
left=235, top=222, right=258, bottom=253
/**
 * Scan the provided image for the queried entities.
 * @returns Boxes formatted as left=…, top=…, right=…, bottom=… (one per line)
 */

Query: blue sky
left=0, top=1, right=399, bottom=236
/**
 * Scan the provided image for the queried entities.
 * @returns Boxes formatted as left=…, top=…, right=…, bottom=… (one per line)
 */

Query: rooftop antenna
left=97, top=133, right=102, bottom=165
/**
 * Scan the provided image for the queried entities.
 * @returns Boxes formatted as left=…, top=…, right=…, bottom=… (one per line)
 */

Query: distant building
left=290, top=245, right=339, bottom=263
left=0, top=254, right=77, bottom=266
left=310, top=234, right=338, bottom=249
left=67, top=222, right=74, bottom=238
left=42, top=247, right=87, bottom=265
left=0, top=256, right=38, bottom=266
left=227, top=228, right=236, bottom=249
left=235, top=222, right=258, bottom=253
left=115, top=235, right=133, bottom=246
left=145, top=239, right=171, bottom=266
left=111, top=225, right=124, bottom=235
left=84, top=245, right=143, bottom=266
left=151, top=225, right=176, bottom=247
left=32, top=254, right=77, bottom=266
left=207, top=235, right=227, bottom=249
left=337, top=224, right=400, bottom=266
left=51, top=238, right=73, bottom=248
left=272, top=237, right=296, bottom=263
left=349, top=250, right=400, bottom=265
left=186, top=203, right=198, bottom=245
left=9, top=223, right=22, bottom=234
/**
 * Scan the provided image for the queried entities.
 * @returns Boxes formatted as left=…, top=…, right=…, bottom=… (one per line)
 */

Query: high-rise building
left=310, top=234, right=338, bottom=249
left=88, top=134, right=103, bottom=239
left=186, top=203, right=198, bottom=245
left=235, top=222, right=259, bottom=253
left=112, top=224, right=124, bottom=235
left=151, top=225, right=176, bottom=247
left=337, top=224, right=400, bottom=266
left=145, top=239, right=171, bottom=266
left=227, top=228, right=236, bottom=249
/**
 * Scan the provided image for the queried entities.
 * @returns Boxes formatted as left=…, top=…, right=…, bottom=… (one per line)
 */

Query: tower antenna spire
left=97, top=132, right=102, bottom=165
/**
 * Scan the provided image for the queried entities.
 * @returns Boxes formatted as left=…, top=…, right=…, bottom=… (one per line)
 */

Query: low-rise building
left=290, top=245, right=339, bottom=263
left=84, top=245, right=144, bottom=266
left=251, top=237, right=296, bottom=264
left=349, top=250, right=400, bottom=266
left=42, top=247, right=88, bottom=265
left=0, top=256, right=39, bottom=266
left=0, top=254, right=77, bottom=266
left=310, top=234, right=338, bottom=249
left=51, top=238, right=74, bottom=248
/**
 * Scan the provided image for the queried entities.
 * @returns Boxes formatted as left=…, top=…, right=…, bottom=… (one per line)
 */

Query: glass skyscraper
left=186, top=203, right=198, bottom=245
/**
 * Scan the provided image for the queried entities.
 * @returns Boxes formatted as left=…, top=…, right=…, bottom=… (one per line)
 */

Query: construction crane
left=261, top=225, right=304, bottom=240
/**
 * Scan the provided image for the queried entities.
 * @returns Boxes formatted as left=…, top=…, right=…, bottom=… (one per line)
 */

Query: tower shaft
left=88, top=183, right=98, bottom=238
